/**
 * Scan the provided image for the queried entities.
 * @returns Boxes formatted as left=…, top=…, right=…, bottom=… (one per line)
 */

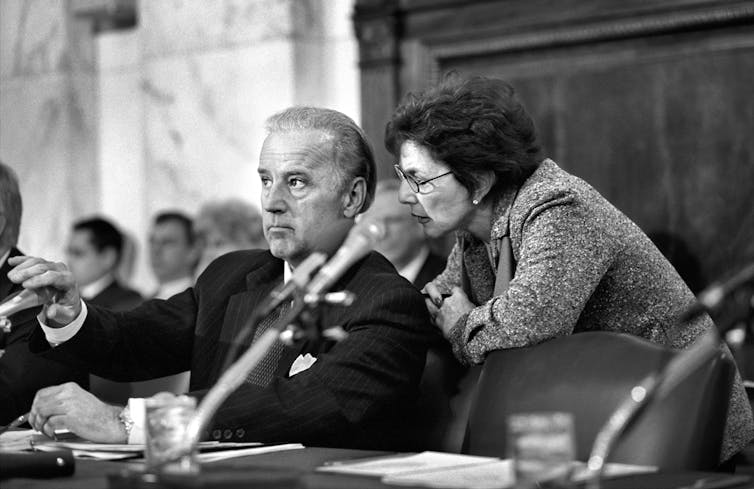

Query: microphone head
left=350, top=217, right=385, bottom=245
left=0, top=289, right=43, bottom=318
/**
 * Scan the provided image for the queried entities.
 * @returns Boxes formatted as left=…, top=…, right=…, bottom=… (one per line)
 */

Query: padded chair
left=462, top=331, right=734, bottom=471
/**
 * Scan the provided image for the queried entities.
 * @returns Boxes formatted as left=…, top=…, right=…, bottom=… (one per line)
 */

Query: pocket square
left=289, top=353, right=317, bottom=377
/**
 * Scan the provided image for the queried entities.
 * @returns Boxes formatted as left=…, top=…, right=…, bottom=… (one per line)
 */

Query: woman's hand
left=423, top=284, right=474, bottom=338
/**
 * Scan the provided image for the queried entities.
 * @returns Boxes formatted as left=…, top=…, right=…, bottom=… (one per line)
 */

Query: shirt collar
left=0, top=249, right=10, bottom=269
left=80, top=274, right=115, bottom=300
left=154, top=276, right=194, bottom=299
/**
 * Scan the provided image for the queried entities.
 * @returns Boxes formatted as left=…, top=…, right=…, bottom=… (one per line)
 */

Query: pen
left=0, top=412, right=29, bottom=436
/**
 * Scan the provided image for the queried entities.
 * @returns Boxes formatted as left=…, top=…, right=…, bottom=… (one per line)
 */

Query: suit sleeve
left=29, top=289, right=197, bottom=381
left=205, top=279, right=432, bottom=448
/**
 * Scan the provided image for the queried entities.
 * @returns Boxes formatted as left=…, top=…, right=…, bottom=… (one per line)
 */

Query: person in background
left=148, top=211, right=200, bottom=299
left=386, top=73, right=753, bottom=464
left=126, top=210, right=201, bottom=397
left=11, top=106, right=432, bottom=450
left=194, top=198, right=266, bottom=275
left=362, top=178, right=467, bottom=450
left=66, top=217, right=143, bottom=311
left=0, top=161, right=87, bottom=425
left=66, top=216, right=144, bottom=404
left=362, top=179, right=446, bottom=289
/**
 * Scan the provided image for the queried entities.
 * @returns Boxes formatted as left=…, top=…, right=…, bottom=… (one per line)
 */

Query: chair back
left=462, top=331, right=734, bottom=470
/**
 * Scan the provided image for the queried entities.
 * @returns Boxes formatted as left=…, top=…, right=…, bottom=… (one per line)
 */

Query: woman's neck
left=465, top=201, right=494, bottom=243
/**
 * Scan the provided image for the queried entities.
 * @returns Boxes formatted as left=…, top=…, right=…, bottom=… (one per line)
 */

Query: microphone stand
left=155, top=283, right=353, bottom=480
left=181, top=292, right=312, bottom=464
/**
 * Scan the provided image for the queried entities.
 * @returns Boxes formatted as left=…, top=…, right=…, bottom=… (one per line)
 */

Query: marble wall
left=0, top=0, right=360, bottom=293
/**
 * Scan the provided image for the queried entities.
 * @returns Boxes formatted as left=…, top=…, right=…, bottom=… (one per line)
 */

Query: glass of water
left=507, top=411, right=576, bottom=487
left=144, top=394, right=197, bottom=474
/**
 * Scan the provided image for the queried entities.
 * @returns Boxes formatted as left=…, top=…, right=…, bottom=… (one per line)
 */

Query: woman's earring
left=472, top=199, right=479, bottom=206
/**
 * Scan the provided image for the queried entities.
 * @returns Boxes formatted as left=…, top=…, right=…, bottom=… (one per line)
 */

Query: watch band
left=118, top=406, right=134, bottom=438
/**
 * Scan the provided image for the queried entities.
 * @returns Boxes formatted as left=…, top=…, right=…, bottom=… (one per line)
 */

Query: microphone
left=0, top=289, right=43, bottom=319
left=258, top=252, right=327, bottom=317
left=681, top=263, right=754, bottom=321
left=305, top=218, right=385, bottom=297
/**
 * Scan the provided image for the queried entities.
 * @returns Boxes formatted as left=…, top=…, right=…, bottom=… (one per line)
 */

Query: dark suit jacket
left=84, top=279, right=144, bottom=405
left=0, top=248, right=88, bottom=424
left=88, top=280, right=143, bottom=312
left=31, top=250, right=432, bottom=449
left=413, top=252, right=447, bottom=290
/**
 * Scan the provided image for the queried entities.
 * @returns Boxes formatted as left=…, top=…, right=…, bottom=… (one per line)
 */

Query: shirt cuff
left=39, top=300, right=88, bottom=345
left=127, top=398, right=146, bottom=444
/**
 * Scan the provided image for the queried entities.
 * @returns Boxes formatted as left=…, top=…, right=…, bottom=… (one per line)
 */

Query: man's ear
left=101, top=247, right=119, bottom=271
left=474, top=171, right=497, bottom=203
left=342, top=177, right=367, bottom=219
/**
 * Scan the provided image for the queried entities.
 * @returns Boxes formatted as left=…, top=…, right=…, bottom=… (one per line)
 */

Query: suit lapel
left=219, top=258, right=283, bottom=345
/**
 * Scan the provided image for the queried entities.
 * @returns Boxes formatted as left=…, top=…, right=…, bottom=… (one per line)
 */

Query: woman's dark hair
left=385, top=74, right=541, bottom=195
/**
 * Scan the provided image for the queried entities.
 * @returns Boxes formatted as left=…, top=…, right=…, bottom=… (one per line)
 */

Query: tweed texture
left=432, top=159, right=753, bottom=461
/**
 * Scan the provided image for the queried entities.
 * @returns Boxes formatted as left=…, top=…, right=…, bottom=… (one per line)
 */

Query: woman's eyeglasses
left=394, top=165, right=453, bottom=194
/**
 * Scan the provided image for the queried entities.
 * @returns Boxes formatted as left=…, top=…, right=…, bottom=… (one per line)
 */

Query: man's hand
left=7, top=256, right=82, bottom=327
left=424, top=284, right=474, bottom=338
left=28, top=382, right=127, bottom=443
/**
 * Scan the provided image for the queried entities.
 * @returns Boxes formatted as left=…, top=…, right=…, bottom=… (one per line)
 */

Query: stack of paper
left=0, top=429, right=304, bottom=463
left=319, top=451, right=514, bottom=489
left=318, top=451, right=657, bottom=489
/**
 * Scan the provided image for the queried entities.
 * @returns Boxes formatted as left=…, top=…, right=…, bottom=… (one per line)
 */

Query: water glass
left=507, top=412, right=576, bottom=487
left=144, top=395, right=197, bottom=473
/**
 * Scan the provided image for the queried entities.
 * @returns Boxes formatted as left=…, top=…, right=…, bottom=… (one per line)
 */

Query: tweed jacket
left=431, top=159, right=753, bottom=460
left=30, top=249, right=432, bottom=450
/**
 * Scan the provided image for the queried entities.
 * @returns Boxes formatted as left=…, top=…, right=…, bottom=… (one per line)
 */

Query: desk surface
left=3, top=446, right=753, bottom=489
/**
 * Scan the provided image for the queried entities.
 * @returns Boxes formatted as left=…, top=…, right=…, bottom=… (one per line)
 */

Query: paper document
left=319, top=451, right=657, bottom=489
left=1, top=429, right=302, bottom=463
left=318, top=451, right=500, bottom=477
left=199, top=443, right=304, bottom=463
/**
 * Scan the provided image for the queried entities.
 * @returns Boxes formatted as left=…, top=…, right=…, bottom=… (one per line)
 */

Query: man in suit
left=148, top=211, right=200, bottom=300
left=10, top=107, right=433, bottom=450
left=0, top=162, right=88, bottom=425
left=363, top=179, right=446, bottom=289
left=66, top=217, right=143, bottom=311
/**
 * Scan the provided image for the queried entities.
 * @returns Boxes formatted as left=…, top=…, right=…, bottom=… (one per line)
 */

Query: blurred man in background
left=363, top=179, right=446, bottom=288
left=362, top=179, right=464, bottom=451
left=194, top=198, right=266, bottom=275
left=66, top=216, right=143, bottom=404
left=66, top=217, right=143, bottom=311
left=0, top=161, right=87, bottom=424
left=148, top=211, right=200, bottom=299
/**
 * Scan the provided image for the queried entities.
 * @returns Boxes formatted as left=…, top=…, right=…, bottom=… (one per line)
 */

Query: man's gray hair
left=0, top=162, right=22, bottom=249
left=265, top=106, right=376, bottom=213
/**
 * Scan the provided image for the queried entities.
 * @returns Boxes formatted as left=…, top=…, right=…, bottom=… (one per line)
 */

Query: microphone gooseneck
left=306, top=219, right=385, bottom=296
left=682, top=262, right=754, bottom=321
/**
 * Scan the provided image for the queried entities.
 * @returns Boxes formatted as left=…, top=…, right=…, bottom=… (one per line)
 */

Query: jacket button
left=211, top=429, right=222, bottom=440
left=223, top=429, right=233, bottom=440
left=235, top=428, right=245, bottom=439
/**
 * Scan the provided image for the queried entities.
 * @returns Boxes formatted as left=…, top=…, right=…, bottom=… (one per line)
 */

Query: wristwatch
left=118, top=406, right=134, bottom=439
